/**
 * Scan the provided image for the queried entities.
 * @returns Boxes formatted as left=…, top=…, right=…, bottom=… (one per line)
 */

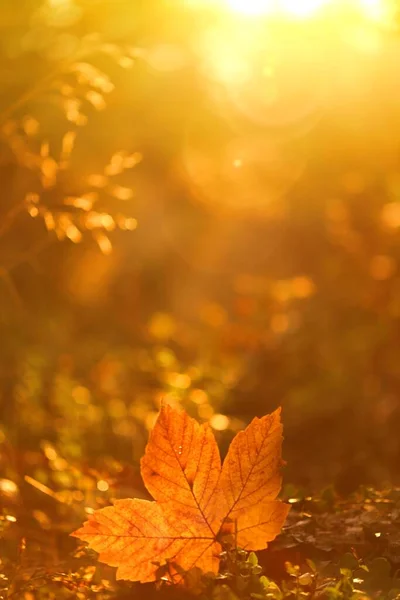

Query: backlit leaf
left=72, top=405, right=289, bottom=584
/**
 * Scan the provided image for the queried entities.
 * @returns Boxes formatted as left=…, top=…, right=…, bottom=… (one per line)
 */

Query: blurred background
left=2, top=0, right=400, bottom=557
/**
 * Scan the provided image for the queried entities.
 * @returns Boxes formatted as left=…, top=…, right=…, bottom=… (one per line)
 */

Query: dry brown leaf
left=72, top=405, right=289, bottom=583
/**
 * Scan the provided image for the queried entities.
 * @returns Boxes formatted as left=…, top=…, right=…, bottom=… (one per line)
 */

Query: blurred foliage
left=2, top=0, right=400, bottom=597
left=3, top=484, right=400, bottom=598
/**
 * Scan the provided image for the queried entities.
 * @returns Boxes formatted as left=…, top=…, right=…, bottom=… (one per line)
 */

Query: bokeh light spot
left=292, top=276, right=315, bottom=299
left=97, top=480, right=109, bottom=492
left=0, top=479, right=19, bottom=498
left=370, top=255, right=396, bottom=281
left=382, top=203, right=400, bottom=229
left=271, top=313, right=289, bottom=333
left=149, top=313, right=176, bottom=340
left=190, top=389, right=209, bottom=405
left=210, top=414, right=230, bottom=430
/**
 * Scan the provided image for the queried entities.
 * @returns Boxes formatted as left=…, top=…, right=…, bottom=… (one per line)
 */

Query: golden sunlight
left=358, top=0, right=385, bottom=19
left=225, top=0, right=274, bottom=16
left=225, top=0, right=330, bottom=17
left=279, top=0, right=330, bottom=17
left=223, top=0, right=386, bottom=19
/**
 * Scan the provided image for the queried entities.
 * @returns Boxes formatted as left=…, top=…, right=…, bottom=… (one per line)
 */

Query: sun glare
left=359, top=0, right=385, bottom=18
left=225, top=0, right=330, bottom=17
left=225, top=0, right=274, bottom=16
left=224, top=0, right=386, bottom=19
left=279, top=0, right=330, bottom=17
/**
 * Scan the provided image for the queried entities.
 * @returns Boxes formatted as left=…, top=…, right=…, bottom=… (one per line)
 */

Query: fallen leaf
left=72, top=405, right=289, bottom=583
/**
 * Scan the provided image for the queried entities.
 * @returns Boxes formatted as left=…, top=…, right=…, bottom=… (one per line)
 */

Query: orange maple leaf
left=72, top=405, right=290, bottom=583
